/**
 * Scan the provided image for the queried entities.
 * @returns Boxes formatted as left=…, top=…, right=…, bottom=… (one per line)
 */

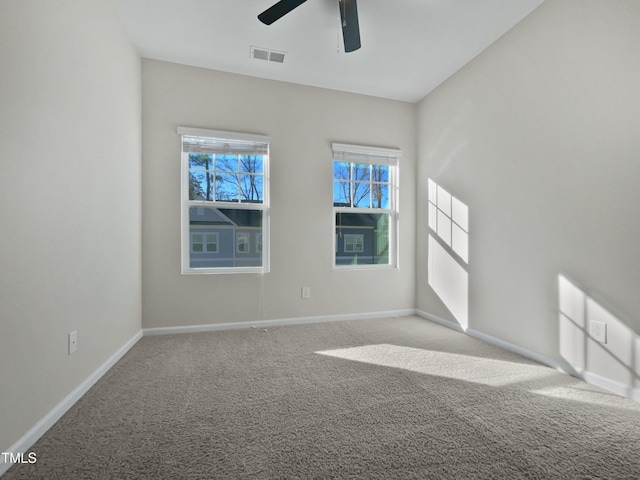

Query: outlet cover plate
left=68, top=331, right=78, bottom=354
left=590, top=321, right=607, bottom=344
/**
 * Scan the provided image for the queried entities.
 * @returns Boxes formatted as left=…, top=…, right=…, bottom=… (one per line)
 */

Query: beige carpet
left=4, top=316, right=640, bottom=479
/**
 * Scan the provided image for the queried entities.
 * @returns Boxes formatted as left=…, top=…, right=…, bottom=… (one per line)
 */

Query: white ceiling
left=111, top=0, right=545, bottom=103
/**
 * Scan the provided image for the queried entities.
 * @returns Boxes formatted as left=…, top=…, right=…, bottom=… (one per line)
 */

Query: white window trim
left=332, top=143, right=400, bottom=270
left=180, top=127, right=270, bottom=274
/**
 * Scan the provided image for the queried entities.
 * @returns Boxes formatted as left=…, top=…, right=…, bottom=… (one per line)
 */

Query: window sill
left=333, top=264, right=398, bottom=272
left=182, top=267, right=269, bottom=275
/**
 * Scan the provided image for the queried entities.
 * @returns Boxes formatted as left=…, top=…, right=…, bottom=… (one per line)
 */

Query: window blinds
left=332, top=143, right=401, bottom=167
left=178, top=127, right=269, bottom=155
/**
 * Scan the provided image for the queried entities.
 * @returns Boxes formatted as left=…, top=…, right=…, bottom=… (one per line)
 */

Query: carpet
left=4, top=316, right=640, bottom=479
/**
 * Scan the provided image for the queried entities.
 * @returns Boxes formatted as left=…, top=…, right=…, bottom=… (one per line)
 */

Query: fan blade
left=339, top=0, right=361, bottom=52
left=258, top=0, right=309, bottom=25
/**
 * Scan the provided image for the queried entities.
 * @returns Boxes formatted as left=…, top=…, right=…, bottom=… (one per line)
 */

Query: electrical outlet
left=301, top=286, right=311, bottom=299
left=590, top=321, right=607, bottom=344
left=68, top=331, right=78, bottom=354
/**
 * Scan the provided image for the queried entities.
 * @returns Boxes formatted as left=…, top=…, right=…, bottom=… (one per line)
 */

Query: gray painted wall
left=416, top=0, right=640, bottom=391
left=142, top=59, right=416, bottom=328
left=0, top=0, right=142, bottom=452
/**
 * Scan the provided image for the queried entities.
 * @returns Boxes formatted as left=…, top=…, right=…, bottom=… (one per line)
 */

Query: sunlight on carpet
left=317, top=343, right=640, bottom=410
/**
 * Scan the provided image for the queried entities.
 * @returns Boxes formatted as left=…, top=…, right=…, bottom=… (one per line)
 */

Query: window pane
left=189, top=154, right=213, bottom=170
left=333, top=181, right=350, bottom=206
left=353, top=163, right=370, bottom=182
left=192, top=233, right=203, bottom=252
left=189, top=207, right=262, bottom=269
left=335, top=212, right=389, bottom=265
left=216, top=155, right=238, bottom=173
left=206, top=234, right=217, bottom=252
left=216, top=173, right=239, bottom=202
left=240, top=175, right=263, bottom=203
left=372, top=165, right=389, bottom=183
left=240, top=155, right=263, bottom=174
left=351, top=183, right=370, bottom=208
left=371, top=183, right=389, bottom=209
left=189, top=171, right=214, bottom=201
left=333, top=161, right=351, bottom=180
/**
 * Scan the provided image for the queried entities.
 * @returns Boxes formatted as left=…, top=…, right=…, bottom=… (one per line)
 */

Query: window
left=179, top=127, right=270, bottom=274
left=344, top=234, right=364, bottom=253
left=236, top=233, right=250, bottom=253
left=333, top=143, right=400, bottom=267
left=191, top=232, right=218, bottom=253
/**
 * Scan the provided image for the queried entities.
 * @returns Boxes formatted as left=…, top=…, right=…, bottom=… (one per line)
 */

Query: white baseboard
left=2, top=308, right=413, bottom=476
left=415, top=309, right=640, bottom=402
left=5, top=308, right=636, bottom=479
left=578, top=369, right=640, bottom=401
left=142, top=309, right=417, bottom=336
left=0, top=330, right=143, bottom=478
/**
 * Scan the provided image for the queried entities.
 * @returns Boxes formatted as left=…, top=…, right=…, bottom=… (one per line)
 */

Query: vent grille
left=269, top=51, right=285, bottom=63
left=251, top=46, right=286, bottom=64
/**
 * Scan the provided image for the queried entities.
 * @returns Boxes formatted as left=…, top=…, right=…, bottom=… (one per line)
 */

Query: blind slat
left=179, top=127, right=269, bottom=156
left=332, top=143, right=400, bottom=167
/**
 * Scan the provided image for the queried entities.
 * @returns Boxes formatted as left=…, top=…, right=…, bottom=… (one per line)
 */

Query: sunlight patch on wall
left=558, top=274, right=638, bottom=391
left=317, top=344, right=554, bottom=387
left=428, top=234, right=468, bottom=329
left=428, top=179, right=468, bottom=263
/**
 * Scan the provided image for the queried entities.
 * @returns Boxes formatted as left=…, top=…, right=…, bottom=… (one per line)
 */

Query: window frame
left=332, top=143, right=401, bottom=270
left=179, top=127, right=270, bottom=274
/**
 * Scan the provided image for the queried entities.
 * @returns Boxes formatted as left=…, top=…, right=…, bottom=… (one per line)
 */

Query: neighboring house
left=335, top=212, right=389, bottom=265
left=189, top=207, right=262, bottom=268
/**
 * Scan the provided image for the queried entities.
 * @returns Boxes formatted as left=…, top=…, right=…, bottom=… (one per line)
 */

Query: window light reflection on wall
left=428, top=179, right=469, bottom=263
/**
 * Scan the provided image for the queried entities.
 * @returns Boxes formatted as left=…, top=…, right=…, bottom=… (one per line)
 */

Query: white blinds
left=332, top=142, right=401, bottom=167
left=178, top=127, right=269, bottom=155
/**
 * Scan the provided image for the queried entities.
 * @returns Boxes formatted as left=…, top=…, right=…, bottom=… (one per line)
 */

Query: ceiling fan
left=258, top=0, right=361, bottom=53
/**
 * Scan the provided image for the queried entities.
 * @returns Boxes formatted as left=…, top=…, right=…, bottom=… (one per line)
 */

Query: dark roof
left=189, top=206, right=262, bottom=228
left=220, top=208, right=262, bottom=228
left=335, top=212, right=381, bottom=228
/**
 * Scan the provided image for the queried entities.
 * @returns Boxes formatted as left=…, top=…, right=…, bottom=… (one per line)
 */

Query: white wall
left=142, top=60, right=416, bottom=329
left=0, top=0, right=141, bottom=453
left=417, top=0, right=640, bottom=393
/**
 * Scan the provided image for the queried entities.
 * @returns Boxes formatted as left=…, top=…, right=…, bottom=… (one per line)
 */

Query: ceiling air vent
left=251, top=46, right=286, bottom=64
